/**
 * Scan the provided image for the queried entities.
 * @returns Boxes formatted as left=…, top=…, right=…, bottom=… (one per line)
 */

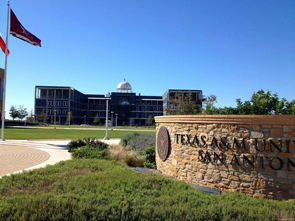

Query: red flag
left=0, top=34, right=9, bottom=56
left=10, top=9, right=41, bottom=46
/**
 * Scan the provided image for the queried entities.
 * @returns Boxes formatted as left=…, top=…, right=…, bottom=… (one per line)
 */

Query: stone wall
left=155, top=115, right=295, bottom=200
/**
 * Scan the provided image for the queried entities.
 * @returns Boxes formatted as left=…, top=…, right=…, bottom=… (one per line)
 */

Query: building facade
left=35, top=80, right=203, bottom=126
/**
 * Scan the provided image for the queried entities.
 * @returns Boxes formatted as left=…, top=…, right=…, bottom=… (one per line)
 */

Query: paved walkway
left=0, top=140, right=71, bottom=177
left=0, top=145, right=50, bottom=176
left=0, top=139, right=121, bottom=178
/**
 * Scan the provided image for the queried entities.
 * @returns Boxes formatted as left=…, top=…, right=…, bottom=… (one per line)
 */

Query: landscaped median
left=0, top=159, right=295, bottom=221
left=0, top=133, right=294, bottom=220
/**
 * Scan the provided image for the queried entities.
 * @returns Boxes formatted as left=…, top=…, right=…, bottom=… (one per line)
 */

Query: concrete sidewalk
left=0, top=138, right=121, bottom=178
left=0, top=140, right=71, bottom=177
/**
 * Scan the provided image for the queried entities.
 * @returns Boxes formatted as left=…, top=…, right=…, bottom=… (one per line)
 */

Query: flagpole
left=1, top=0, right=10, bottom=141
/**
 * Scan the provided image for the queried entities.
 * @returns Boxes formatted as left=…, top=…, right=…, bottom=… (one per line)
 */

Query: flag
left=0, top=34, right=9, bottom=56
left=10, top=9, right=41, bottom=46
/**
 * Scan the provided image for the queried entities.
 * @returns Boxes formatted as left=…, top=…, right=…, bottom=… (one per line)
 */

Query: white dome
left=117, top=79, right=132, bottom=92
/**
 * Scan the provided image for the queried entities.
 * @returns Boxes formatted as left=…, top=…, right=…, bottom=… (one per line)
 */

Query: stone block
left=220, top=171, right=228, bottom=178
left=213, top=173, right=221, bottom=182
left=240, top=175, right=252, bottom=182
left=252, top=179, right=266, bottom=188
left=253, top=193, right=266, bottom=198
left=229, top=181, right=240, bottom=188
left=250, top=131, right=264, bottom=139
left=240, top=183, right=251, bottom=188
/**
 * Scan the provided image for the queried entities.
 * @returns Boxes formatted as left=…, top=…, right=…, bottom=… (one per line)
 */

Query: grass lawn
left=47, top=125, right=155, bottom=130
left=0, top=159, right=294, bottom=221
left=4, top=128, right=155, bottom=140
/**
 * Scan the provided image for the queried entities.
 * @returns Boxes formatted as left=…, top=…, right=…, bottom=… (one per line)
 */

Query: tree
left=287, top=100, right=295, bottom=114
left=93, top=113, right=101, bottom=125
left=203, top=95, right=217, bottom=114
left=17, top=105, right=28, bottom=120
left=200, top=90, right=295, bottom=115
left=203, top=95, right=217, bottom=106
left=236, top=90, right=289, bottom=115
left=146, top=115, right=155, bottom=126
left=36, top=109, right=48, bottom=123
left=9, top=106, right=19, bottom=120
left=166, top=92, right=201, bottom=115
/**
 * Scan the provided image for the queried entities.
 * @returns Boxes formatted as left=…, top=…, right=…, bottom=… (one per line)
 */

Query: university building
left=34, top=80, right=204, bottom=126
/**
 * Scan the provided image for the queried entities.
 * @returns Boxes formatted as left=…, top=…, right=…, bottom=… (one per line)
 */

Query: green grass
left=46, top=125, right=155, bottom=130
left=0, top=159, right=294, bottom=221
left=4, top=128, right=155, bottom=140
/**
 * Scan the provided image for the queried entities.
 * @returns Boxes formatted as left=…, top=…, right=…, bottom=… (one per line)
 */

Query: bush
left=68, top=137, right=108, bottom=152
left=108, top=145, right=145, bottom=167
left=144, top=146, right=156, bottom=168
left=124, top=152, right=145, bottom=167
left=0, top=159, right=295, bottom=220
left=108, top=145, right=129, bottom=162
left=120, top=133, right=155, bottom=152
left=72, top=145, right=108, bottom=159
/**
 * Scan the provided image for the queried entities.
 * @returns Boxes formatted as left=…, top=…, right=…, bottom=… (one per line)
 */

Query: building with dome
left=34, top=80, right=203, bottom=126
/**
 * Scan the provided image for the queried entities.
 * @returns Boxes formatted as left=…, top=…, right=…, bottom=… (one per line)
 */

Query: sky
left=0, top=0, right=294, bottom=115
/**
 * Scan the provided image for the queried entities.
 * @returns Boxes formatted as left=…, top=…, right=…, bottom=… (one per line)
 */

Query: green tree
left=9, top=106, right=19, bottom=120
left=200, top=90, right=294, bottom=115
left=287, top=100, right=295, bottom=114
left=17, top=105, right=28, bottom=120
left=146, top=115, right=155, bottom=126
left=93, top=113, right=101, bottom=125
left=166, top=92, right=201, bottom=115
left=236, top=90, right=290, bottom=115
left=37, top=109, right=48, bottom=123
left=203, top=95, right=217, bottom=114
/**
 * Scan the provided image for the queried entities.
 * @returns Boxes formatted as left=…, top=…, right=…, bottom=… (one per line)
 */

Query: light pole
left=103, top=94, right=110, bottom=140
left=53, top=109, right=57, bottom=126
left=53, top=89, right=56, bottom=126
left=115, top=113, right=118, bottom=127
left=111, top=111, right=114, bottom=127
left=84, top=115, right=86, bottom=124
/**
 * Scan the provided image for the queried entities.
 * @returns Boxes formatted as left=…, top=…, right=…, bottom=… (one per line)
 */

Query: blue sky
left=0, top=0, right=294, bottom=114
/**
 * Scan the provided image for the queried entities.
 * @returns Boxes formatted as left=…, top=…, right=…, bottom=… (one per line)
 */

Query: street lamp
left=53, top=109, right=57, bottom=126
left=115, top=113, right=118, bottom=127
left=111, top=111, right=114, bottom=127
left=103, top=93, right=111, bottom=140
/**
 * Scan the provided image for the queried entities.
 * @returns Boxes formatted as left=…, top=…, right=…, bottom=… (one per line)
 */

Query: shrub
left=144, top=146, right=156, bottom=168
left=68, top=137, right=108, bottom=152
left=124, top=152, right=145, bottom=167
left=67, top=139, right=86, bottom=152
left=108, top=145, right=129, bottom=162
left=0, top=159, right=295, bottom=220
left=72, top=145, right=107, bottom=159
left=108, top=145, right=145, bottom=167
left=120, top=133, right=155, bottom=152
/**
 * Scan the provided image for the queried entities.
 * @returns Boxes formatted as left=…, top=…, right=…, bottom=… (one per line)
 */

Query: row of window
left=88, top=104, right=106, bottom=110
left=48, top=101, right=68, bottom=107
left=48, top=109, right=68, bottom=115
left=136, top=101, right=162, bottom=106
left=135, top=113, right=161, bottom=118
left=136, top=106, right=163, bottom=111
